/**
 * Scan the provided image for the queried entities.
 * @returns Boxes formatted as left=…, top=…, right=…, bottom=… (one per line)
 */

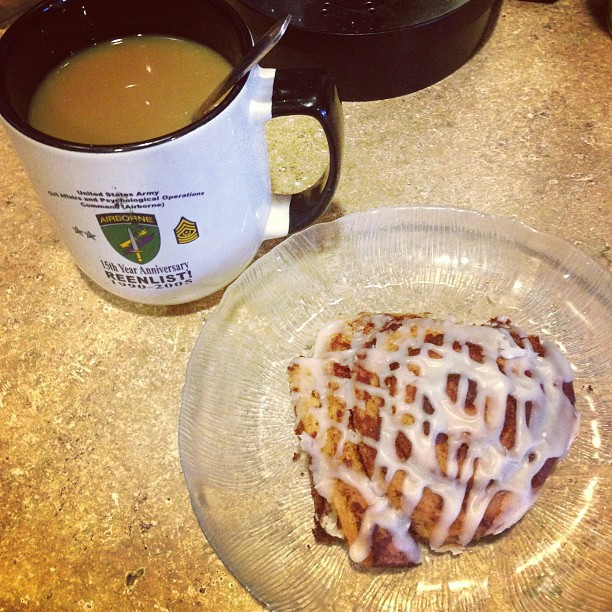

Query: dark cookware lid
left=239, top=0, right=476, bottom=34
left=234, top=0, right=497, bottom=100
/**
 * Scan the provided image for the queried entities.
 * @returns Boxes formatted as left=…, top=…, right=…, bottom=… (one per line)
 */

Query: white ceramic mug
left=0, top=0, right=343, bottom=305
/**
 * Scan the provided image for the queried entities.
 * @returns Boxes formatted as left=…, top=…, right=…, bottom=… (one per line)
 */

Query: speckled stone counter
left=1, top=1, right=610, bottom=610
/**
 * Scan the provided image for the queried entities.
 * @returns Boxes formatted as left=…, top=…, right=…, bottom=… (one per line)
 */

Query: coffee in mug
left=28, top=35, right=233, bottom=145
left=0, top=0, right=343, bottom=306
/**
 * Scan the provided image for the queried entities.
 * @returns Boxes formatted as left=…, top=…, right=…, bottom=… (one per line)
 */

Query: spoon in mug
left=193, top=14, right=292, bottom=121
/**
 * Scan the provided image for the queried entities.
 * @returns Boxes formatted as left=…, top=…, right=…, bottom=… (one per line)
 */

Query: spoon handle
left=193, top=14, right=291, bottom=121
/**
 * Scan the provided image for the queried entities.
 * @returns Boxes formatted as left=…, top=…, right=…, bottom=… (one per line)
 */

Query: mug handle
left=270, top=69, right=344, bottom=233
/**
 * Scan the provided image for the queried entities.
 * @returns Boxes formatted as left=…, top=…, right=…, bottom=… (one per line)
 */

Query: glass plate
left=179, top=206, right=612, bottom=611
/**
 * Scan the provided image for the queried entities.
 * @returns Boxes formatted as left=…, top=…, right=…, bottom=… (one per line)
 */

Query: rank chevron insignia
left=96, top=213, right=161, bottom=264
left=174, top=217, right=199, bottom=244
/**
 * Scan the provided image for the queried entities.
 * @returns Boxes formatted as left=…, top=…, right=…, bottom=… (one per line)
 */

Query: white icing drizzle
left=291, top=314, right=580, bottom=565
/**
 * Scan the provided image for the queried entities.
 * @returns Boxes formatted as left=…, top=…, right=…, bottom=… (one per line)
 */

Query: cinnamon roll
left=288, top=314, right=579, bottom=567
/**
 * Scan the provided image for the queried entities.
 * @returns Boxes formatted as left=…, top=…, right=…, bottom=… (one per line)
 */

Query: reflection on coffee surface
left=28, top=35, right=233, bottom=145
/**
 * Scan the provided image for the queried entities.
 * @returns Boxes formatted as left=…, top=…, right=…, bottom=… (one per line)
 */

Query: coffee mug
left=0, top=0, right=343, bottom=305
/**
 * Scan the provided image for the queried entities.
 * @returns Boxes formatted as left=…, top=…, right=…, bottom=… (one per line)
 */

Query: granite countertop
left=1, top=1, right=610, bottom=610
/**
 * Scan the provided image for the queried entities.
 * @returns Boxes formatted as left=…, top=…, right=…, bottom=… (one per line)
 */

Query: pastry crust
left=288, top=314, right=579, bottom=567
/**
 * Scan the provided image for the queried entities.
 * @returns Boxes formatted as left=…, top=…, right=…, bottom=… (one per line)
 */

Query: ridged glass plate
left=179, top=206, right=612, bottom=611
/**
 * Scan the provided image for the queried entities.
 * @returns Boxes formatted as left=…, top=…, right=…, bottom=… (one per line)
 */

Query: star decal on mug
left=73, top=226, right=96, bottom=239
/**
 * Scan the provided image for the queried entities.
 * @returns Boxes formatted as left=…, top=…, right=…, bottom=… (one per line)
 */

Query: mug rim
left=0, top=0, right=253, bottom=153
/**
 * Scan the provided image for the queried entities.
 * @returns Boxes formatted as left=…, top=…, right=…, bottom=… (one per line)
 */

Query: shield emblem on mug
left=96, top=213, right=161, bottom=264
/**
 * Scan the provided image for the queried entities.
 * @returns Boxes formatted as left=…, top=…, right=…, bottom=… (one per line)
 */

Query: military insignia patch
left=96, top=213, right=161, bottom=264
left=174, top=217, right=199, bottom=244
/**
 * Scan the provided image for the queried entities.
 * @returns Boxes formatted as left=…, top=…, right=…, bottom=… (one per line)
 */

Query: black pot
left=230, top=0, right=499, bottom=101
